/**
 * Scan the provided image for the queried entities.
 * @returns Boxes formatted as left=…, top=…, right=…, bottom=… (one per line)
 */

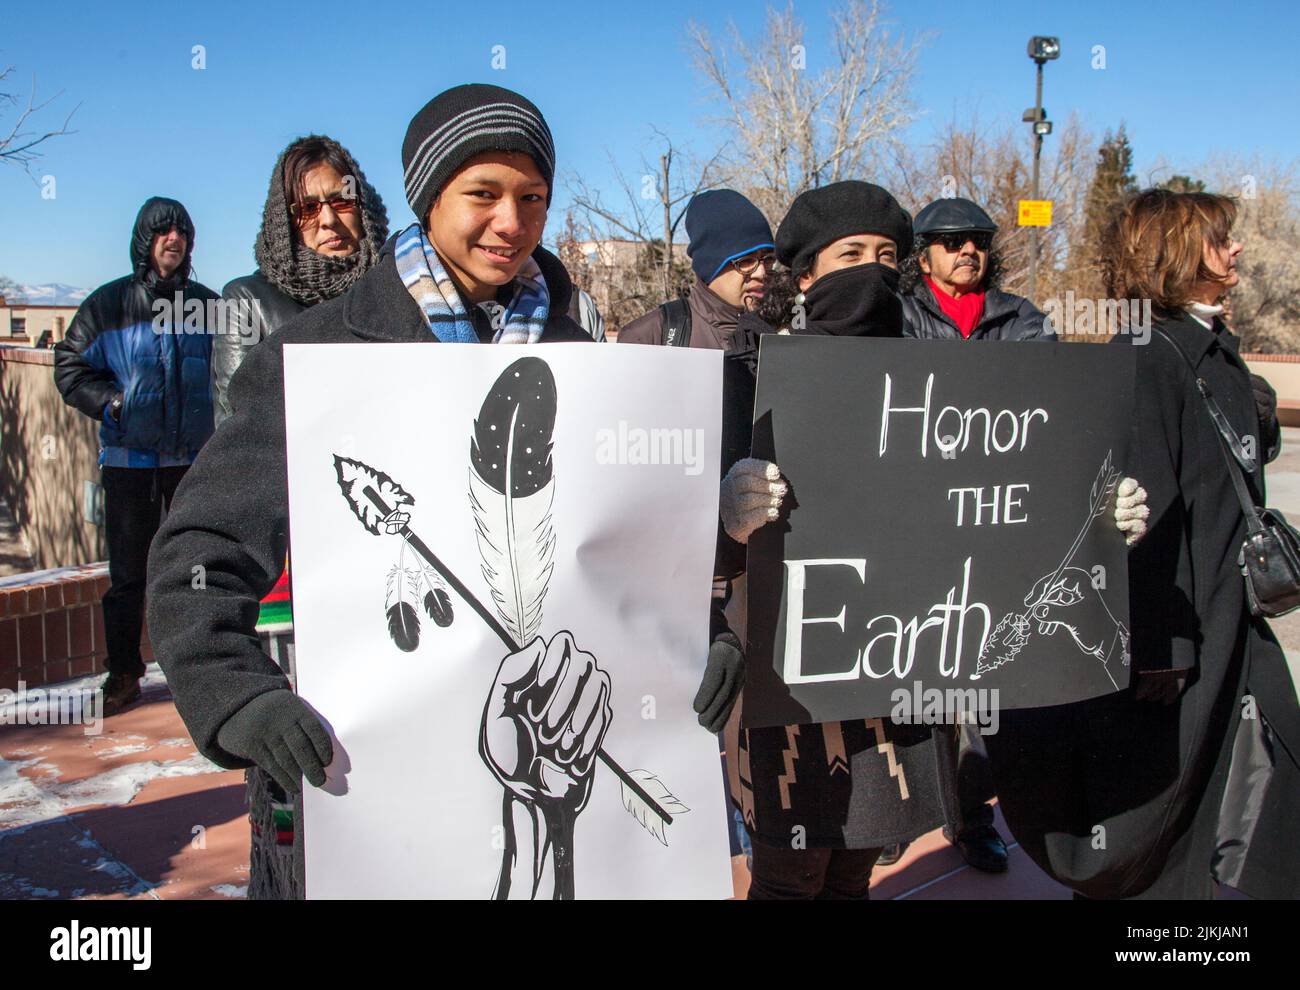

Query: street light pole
left=1029, top=59, right=1044, bottom=303
left=1023, top=35, right=1059, bottom=304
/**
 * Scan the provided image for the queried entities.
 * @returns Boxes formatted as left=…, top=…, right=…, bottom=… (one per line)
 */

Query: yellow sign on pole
left=1018, top=200, right=1053, bottom=227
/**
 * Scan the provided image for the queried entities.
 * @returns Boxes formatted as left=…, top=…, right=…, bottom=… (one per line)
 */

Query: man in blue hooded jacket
left=54, top=197, right=218, bottom=714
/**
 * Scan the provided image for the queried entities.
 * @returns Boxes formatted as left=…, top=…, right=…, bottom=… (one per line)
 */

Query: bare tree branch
left=561, top=129, right=722, bottom=328
left=0, top=66, right=78, bottom=176
left=687, top=0, right=927, bottom=223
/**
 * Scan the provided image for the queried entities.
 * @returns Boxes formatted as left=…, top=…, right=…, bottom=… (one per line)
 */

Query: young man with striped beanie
left=146, top=84, right=595, bottom=897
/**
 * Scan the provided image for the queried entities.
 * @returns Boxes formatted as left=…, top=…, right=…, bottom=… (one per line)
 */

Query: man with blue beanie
left=617, top=188, right=774, bottom=347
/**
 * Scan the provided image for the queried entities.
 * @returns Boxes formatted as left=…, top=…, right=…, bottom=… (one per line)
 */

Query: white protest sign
left=283, top=342, right=732, bottom=899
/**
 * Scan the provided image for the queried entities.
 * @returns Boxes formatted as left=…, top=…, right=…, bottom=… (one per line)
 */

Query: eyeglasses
left=289, top=195, right=359, bottom=226
left=932, top=231, right=993, bottom=253
left=729, top=250, right=776, bottom=277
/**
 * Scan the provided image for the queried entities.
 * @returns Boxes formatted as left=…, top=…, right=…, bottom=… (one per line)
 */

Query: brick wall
left=0, top=345, right=105, bottom=571
left=0, top=563, right=153, bottom=691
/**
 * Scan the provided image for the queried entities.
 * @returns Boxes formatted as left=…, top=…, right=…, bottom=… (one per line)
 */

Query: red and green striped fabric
left=256, top=561, right=293, bottom=630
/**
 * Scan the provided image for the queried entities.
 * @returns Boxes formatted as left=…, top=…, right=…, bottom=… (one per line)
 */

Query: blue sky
left=2, top=0, right=1296, bottom=290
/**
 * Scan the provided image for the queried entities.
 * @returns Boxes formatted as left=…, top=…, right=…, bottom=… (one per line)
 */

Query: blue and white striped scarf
left=394, top=222, right=549, bottom=344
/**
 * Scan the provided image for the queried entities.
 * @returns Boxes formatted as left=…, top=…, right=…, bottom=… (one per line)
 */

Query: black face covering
left=798, top=262, right=903, bottom=337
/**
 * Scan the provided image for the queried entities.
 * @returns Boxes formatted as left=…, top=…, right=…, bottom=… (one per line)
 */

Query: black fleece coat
left=985, top=312, right=1299, bottom=899
left=145, top=240, right=590, bottom=766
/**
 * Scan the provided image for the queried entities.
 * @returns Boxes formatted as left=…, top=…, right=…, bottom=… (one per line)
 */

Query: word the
left=595, top=421, right=706, bottom=476
left=49, top=922, right=151, bottom=970
left=878, top=373, right=1049, bottom=458
left=947, top=484, right=1030, bottom=526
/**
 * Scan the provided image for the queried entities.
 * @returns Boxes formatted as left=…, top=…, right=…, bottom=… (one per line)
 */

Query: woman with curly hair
left=986, top=187, right=1299, bottom=899
left=210, top=135, right=389, bottom=899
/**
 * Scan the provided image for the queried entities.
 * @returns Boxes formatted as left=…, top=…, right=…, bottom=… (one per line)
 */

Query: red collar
left=925, top=276, right=984, bottom=337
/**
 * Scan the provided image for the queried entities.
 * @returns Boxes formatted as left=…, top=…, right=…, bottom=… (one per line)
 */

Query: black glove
left=107, top=392, right=124, bottom=423
left=1133, top=668, right=1188, bottom=705
left=1250, top=373, right=1277, bottom=428
left=216, top=689, right=333, bottom=793
left=693, top=633, right=745, bottom=733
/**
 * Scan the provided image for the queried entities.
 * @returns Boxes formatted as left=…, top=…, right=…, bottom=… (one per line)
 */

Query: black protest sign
left=743, top=336, right=1136, bottom=729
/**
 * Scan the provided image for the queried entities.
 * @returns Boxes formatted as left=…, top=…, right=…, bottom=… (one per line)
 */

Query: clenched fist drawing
left=480, top=630, right=613, bottom=816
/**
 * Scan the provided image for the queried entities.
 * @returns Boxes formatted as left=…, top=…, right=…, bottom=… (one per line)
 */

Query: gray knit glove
left=693, top=633, right=745, bottom=733
left=1115, top=477, right=1150, bottom=547
left=216, top=690, right=333, bottom=794
left=720, top=458, right=788, bottom=545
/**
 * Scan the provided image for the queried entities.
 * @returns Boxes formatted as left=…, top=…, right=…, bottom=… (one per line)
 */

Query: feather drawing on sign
left=467, top=357, right=556, bottom=648
left=333, top=356, right=685, bottom=900
left=974, top=450, right=1130, bottom=690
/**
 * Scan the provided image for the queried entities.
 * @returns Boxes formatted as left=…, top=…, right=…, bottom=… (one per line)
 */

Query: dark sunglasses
left=729, top=250, right=776, bottom=277
left=289, top=195, right=359, bottom=226
left=932, top=231, right=993, bottom=252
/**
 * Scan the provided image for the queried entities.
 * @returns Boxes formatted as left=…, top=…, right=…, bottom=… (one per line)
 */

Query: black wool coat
left=985, top=312, right=1299, bottom=899
left=146, top=240, right=590, bottom=767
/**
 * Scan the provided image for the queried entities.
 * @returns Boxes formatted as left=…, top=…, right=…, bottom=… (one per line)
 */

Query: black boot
left=101, top=671, right=142, bottom=717
left=949, top=823, right=1008, bottom=873
left=876, top=842, right=909, bottom=866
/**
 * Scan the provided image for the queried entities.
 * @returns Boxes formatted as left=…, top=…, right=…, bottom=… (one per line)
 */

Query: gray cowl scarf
left=254, top=135, right=389, bottom=305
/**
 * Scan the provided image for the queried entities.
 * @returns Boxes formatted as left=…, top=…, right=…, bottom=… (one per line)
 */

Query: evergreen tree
left=1070, top=126, right=1138, bottom=303
left=1160, top=174, right=1206, bottom=193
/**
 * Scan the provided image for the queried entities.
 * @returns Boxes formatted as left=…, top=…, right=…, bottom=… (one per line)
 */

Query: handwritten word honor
left=878, top=373, right=1049, bottom=458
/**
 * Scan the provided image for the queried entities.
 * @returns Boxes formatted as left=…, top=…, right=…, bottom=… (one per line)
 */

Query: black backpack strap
left=659, top=297, right=692, bottom=347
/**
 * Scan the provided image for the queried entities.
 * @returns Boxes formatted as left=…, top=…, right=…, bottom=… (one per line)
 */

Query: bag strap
left=1153, top=327, right=1266, bottom=536
left=659, top=297, right=692, bottom=347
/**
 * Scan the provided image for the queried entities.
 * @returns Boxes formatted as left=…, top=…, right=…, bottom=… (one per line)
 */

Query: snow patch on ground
left=94, top=744, right=151, bottom=758
left=210, top=883, right=248, bottom=898
left=87, top=855, right=155, bottom=896
left=2, top=878, right=61, bottom=897
left=0, top=751, right=224, bottom=829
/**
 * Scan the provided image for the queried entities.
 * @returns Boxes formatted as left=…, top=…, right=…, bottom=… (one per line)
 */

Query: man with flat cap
left=900, top=196, right=1052, bottom=341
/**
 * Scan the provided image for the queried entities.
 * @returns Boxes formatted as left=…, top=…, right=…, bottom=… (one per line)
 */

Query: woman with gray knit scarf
left=211, top=135, right=387, bottom=899
left=211, top=134, right=389, bottom=425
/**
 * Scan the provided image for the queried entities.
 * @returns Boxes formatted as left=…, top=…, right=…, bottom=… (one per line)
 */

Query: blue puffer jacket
left=54, top=198, right=219, bottom=467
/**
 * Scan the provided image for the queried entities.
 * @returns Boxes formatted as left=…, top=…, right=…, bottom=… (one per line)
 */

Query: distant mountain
left=10, top=283, right=92, bottom=306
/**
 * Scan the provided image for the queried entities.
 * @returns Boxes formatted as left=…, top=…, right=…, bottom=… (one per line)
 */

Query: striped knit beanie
left=402, top=84, right=556, bottom=223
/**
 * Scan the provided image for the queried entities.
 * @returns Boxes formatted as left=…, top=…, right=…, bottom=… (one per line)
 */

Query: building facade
left=0, top=297, right=80, bottom=347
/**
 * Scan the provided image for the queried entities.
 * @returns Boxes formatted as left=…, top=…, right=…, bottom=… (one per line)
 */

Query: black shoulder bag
left=1156, top=327, right=1300, bottom=618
